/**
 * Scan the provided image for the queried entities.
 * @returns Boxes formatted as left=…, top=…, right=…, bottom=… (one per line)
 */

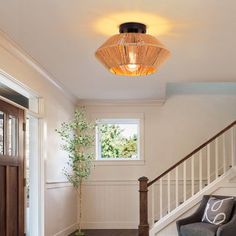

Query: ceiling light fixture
left=95, top=22, right=171, bottom=76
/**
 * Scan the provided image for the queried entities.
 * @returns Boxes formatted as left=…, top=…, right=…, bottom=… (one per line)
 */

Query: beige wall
left=0, top=34, right=77, bottom=236
left=81, top=91, right=236, bottom=229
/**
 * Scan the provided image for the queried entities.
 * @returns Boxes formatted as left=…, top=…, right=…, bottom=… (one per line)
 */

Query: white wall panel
left=82, top=181, right=139, bottom=229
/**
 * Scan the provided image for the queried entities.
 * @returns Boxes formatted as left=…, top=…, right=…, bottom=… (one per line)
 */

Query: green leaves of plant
left=56, top=107, right=95, bottom=188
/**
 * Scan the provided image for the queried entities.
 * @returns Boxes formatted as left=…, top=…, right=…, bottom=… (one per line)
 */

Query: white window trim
left=92, top=112, right=145, bottom=166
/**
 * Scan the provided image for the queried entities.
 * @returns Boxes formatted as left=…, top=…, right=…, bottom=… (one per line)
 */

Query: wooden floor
left=70, top=229, right=138, bottom=236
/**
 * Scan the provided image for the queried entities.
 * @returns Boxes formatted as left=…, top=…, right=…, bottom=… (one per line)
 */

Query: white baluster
left=215, top=138, right=219, bottom=179
left=223, top=133, right=226, bottom=173
left=167, top=172, right=171, bottom=214
left=159, top=178, right=163, bottom=219
left=175, top=166, right=179, bottom=208
left=151, top=184, right=155, bottom=226
left=183, top=161, right=187, bottom=202
left=191, top=156, right=195, bottom=196
left=231, top=127, right=235, bottom=167
left=207, top=144, right=211, bottom=185
left=199, top=150, right=203, bottom=190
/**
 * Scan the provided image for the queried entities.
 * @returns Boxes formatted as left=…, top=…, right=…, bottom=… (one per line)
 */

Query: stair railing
left=138, top=121, right=236, bottom=236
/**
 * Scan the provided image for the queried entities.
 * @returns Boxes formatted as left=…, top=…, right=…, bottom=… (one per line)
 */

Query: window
left=96, top=119, right=140, bottom=160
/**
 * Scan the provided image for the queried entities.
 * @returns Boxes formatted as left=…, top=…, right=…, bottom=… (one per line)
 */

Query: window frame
left=93, top=113, right=145, bottom=166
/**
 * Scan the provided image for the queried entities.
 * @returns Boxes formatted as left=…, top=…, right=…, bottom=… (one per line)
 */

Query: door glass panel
left=0, top=111, right=4, bottom=155
left=8, top=115, right=18, bottom=156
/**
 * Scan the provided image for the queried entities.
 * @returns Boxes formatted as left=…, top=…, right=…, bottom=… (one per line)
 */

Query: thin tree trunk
left=78, top=179, right=83, bottom=233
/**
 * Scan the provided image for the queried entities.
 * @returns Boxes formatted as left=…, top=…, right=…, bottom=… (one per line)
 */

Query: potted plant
left=56, top=108, right=95, bottom=236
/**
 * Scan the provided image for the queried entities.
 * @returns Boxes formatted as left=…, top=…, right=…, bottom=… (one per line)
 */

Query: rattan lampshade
left=95, top=22, right=170, bottom=76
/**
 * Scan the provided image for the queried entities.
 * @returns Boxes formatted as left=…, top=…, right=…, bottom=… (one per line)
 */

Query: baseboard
left=81, top=221, right=138, bottom=229
left=53, top=223, right=77, bottom=236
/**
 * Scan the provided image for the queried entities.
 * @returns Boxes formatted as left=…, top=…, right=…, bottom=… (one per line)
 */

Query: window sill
left=93, top=159, right=145, bottom=166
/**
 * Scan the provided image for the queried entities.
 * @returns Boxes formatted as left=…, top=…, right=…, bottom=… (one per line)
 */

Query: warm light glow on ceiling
left=94, top=11, right=172, bottom=36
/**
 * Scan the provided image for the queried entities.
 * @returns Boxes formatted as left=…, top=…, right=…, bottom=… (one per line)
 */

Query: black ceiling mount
left=119, top=22, right=147, bottom=34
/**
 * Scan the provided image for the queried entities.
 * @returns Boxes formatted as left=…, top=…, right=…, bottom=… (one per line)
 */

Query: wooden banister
left=148, top=120, right=236, bottom=187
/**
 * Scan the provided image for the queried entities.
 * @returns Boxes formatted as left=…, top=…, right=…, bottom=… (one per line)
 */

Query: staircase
left=138, top=121, right=236, bottom=236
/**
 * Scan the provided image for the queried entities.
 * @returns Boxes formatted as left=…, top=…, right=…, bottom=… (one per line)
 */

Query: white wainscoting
left=45, top=179, right=212, bottom=231
left=81, top=180, right=139, bottom=229
left=80, top=179, right=207, bottom=229
left=45, top=182, right=77, bottom=236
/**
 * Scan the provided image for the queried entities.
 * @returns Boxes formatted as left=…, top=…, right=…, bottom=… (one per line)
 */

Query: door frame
left=0, top=70, right=45, bottom=236
left=26, top=109, right=45, bottom=236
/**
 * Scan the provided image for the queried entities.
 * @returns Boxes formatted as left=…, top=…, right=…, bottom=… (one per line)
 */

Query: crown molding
left=78, top=99, right=165, bottom=107
left=0, top=30, right=77, bottom=104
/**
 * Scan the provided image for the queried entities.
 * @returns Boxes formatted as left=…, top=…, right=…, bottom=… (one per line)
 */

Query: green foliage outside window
left=98, top=124, right=138, bottom=159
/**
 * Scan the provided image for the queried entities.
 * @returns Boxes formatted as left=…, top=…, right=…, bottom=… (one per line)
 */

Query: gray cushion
left=180, top=222, right=218, bottom=236
left=202, top=197, right=234, bottom=225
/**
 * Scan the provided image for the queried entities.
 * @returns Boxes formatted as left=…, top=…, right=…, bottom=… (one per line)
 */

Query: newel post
left=138, top=176, right=149, bottom=236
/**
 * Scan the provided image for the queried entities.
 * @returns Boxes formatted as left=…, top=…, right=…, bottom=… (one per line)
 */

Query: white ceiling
left=0, top=0, right=236, bottom=100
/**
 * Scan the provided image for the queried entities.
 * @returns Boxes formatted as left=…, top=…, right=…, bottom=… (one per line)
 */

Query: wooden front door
left=0, top=99, right=25, bottom=236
